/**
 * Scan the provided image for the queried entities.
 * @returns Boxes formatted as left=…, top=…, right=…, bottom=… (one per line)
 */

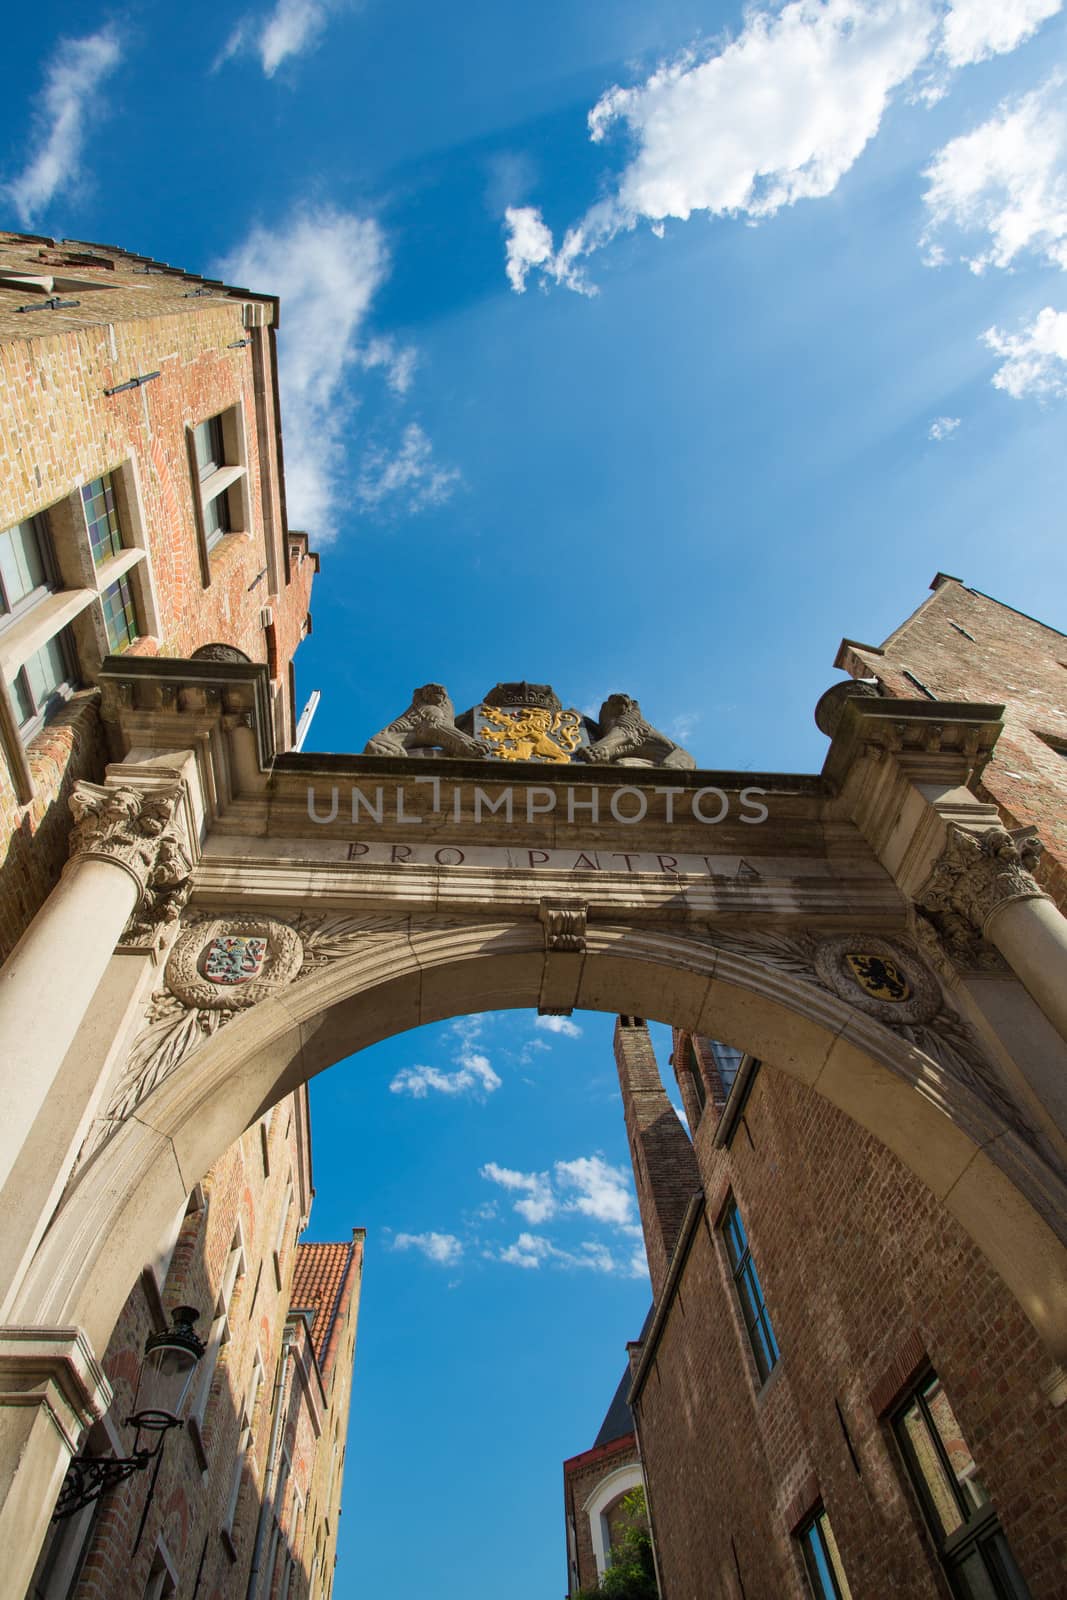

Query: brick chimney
left=614, top=1017, right=701, bottom=1299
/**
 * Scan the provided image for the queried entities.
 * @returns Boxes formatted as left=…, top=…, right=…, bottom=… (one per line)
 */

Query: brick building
left=591, top=582, right=1067, bottom=1600
left=564, top=1369, right=647, bottom=1597
left=0, top=229, right=316, bottom=963
left=0, top=231, right=361, bottom=1599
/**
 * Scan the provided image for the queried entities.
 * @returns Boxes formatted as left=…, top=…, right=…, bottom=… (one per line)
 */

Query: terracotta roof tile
left=291, top=1236, right=362, bottom=1369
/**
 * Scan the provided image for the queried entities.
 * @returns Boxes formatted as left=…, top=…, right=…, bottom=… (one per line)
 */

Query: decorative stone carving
left=539, top=900, right=587, bottom=953
left=165, top=916, right=304, bottom=1010
left=577, top=695, right=695, bottom=770
left=363, top=684, right=490, bottom=759
left=909, top=905, right=1008, bottom=978
left=701, top=926, right=1037, bottom=1150
left=191, top=643, right=252, bottom=663
left=813, top=677, right=882, bottom=737
left=85, top=912, right=417, bottom=1153
left=918, top=824, right=1047, bottom=938
left=812, top=934, right=941, bottom=1026
left=68, top=780, right=193, bottom=949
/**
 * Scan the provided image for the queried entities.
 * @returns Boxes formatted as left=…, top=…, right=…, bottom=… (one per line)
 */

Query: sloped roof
left=291, top=1236, right=362, bottom=1373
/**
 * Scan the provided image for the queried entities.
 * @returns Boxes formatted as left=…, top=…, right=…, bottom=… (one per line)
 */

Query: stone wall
left=627, top=1026, right=1067, bottom=1600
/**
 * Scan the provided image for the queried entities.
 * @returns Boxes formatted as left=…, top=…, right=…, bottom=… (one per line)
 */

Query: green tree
left=573, top=1487, right=659, bottom=1600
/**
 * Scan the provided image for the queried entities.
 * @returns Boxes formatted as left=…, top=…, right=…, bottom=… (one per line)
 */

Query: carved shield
left=201, top=935, right=268, bottom=986
left=844, top=953, right=912, bottom=1002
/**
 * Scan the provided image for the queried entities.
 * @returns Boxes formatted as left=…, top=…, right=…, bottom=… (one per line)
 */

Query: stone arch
left=13, top=917, right=1067, bottom=1365
left=585, top=1462, right=646, bottom=1580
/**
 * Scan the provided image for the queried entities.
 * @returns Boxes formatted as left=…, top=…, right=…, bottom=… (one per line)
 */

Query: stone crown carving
left=918, top=824, right=1047, bottom=939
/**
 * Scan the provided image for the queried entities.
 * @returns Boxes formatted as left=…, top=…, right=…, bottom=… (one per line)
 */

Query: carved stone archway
left=2, top=665, right=1066, bottom=1593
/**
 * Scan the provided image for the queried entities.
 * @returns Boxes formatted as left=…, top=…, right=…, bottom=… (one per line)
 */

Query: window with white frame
left=188, top=1223, right=246, bottom=1446
left=273, top=1177, right=293, bottom=1287
left=142, top=1544, right=177, bottom=1600
left=188, top=405, right=249, bottom=568
left=0, top=465, right=158, bottom=794
left=222, top=1413, right=252, bottom=1545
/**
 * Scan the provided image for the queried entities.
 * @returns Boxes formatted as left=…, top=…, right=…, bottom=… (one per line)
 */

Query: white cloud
left=7, top=29, right=123, bottom=226
left=218, top=209, right=454, bottom=537
left=928, top=414, right=961, bottom=439
left=534, top=1014, right=583, bottom=1038
left=921, top=76, right=1067, bottom=274
left=670, top=711, right=700, bottom=744
left=555, top=1155, right=635, bottom=1227
left=480, top=1162, right=557, bottom=1223
left=940, top=0, right=1061, bottom=67
left=393, top=1231, right=463, bottom=1266
left=982, top=307, right=1067, bottom=398
left=497, top=1231, right=645, bottom=1276
left=390, top=1046, right=502, bottom=1099
left=219, top=0, right=349, bottom=76
left=358, top=423, right=461, bottom=514
left=506, top=0, right=939, bottom=293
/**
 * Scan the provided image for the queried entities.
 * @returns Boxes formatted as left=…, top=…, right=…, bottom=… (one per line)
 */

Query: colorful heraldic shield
left=201, top=935, right=269, bottom=986
left=474, top=703, right=586, bottom=763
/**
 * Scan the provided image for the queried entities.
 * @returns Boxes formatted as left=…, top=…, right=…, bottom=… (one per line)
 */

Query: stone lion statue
left=578, top=695, right=695, bottom=769
left=363, top=684, right=489, bottom=758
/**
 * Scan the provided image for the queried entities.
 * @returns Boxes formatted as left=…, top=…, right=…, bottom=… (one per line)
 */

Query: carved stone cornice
left=68, top=778, right=194, bottom=950
left=918, top=824, right=1048, bottom=941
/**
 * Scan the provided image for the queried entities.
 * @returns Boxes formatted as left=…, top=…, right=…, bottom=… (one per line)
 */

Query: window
left=189, top=407, right=248, bottom=567
left=188, top=1224, right=246, bottom=1448
left=142, top=1546, right=176, bottom=1600
left=685, top=1040, right=708, bottom=1121
left=0, top=468, right=158, bottom=788
left=893, top=1371, right=1032, bottom=1600
left=798, top=1507, right=853, bottom=1600
left=721, top=1196, right=780, bottom=1383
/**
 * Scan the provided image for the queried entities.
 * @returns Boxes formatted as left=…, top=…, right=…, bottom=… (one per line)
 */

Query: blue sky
left=3, top=0, right=1067, bottom=1594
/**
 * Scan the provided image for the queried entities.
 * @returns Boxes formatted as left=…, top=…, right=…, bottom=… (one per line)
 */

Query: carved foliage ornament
left=919, top=824, right=1047, bottom=939
left=703, top=927, right=1037, bottom=1151
left=68, top=780, right=193, bottom=947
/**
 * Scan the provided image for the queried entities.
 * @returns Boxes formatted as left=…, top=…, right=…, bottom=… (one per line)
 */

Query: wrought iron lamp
left=52, top=1307, right=205, bottom=1522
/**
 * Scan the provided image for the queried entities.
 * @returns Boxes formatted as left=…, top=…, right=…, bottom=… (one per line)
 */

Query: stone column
left=918, top=824, right=1067, bottom=1047
left=0, top=776, right=192, bottom=1198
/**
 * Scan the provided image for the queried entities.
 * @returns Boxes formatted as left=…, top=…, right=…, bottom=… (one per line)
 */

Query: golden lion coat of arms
left=474, top=703, right=584, bottom=763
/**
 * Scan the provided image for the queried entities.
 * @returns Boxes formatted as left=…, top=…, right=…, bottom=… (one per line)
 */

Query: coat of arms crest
left=201, top=935, right=268, bottom=986
left=468, top=683, right=590, bottom=763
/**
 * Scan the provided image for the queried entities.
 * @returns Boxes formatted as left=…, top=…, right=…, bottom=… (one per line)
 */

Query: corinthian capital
left=918, top=824, right=1047, bottom=939
left=69, top=779, right=194, bottom=947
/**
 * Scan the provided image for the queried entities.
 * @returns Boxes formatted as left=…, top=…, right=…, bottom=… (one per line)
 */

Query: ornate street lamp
left=52, top=1307, right=205, bottom=1522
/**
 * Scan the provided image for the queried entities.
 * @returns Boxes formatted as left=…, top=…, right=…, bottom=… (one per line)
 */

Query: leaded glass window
left=721, top=1196, right=780, bottom=1383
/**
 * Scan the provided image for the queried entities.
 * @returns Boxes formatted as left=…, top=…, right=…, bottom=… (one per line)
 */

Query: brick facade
left=30, top=1098, right=362, bottom=1600
left=619, top=1025, right=1067, bottom=1600
left=2, top=230, right=356, bottom=1600
left=0, top=231, right=316, bottom=963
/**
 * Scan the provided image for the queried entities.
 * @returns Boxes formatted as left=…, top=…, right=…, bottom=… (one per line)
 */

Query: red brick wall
left=563, top=1435, right=642, bottom=1596
left=838, top=577, right=1067, bottom=911
left=631, top=1062, right=1067, bottom=1600
left=0, top=233, right=317, bottom=963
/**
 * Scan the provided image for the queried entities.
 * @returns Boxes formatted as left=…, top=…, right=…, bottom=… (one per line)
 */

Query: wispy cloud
left=982, top=308, right=1067, bottom=399
left=393, top=1231, right=464, bottom=1266
left=555, top=1155, right=635, bottom=1226
left=496, top=1231, right=646, bottom=1277
left=358, top=422, right=461, bottom=514
left=480, top=1163, right=557, bottom=1223
left=218, top=0, right=351, bottom=76
left=503, top=0, right=1065, bottom=295
left=481, top=1153, right=636, bottom=1229
left=940, top=0, right=1061, bottom=68
left=534, top=1014, right=582, bottom=1038
left=7, top=29, right=123, bottom=226
left=928, top=415, right=961, bottom=439
left=217, top=207, right=456, bottom=538
left=921, top=75, right=1067, bottom=274
left=391, top=1016, right=502, bottom=1099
